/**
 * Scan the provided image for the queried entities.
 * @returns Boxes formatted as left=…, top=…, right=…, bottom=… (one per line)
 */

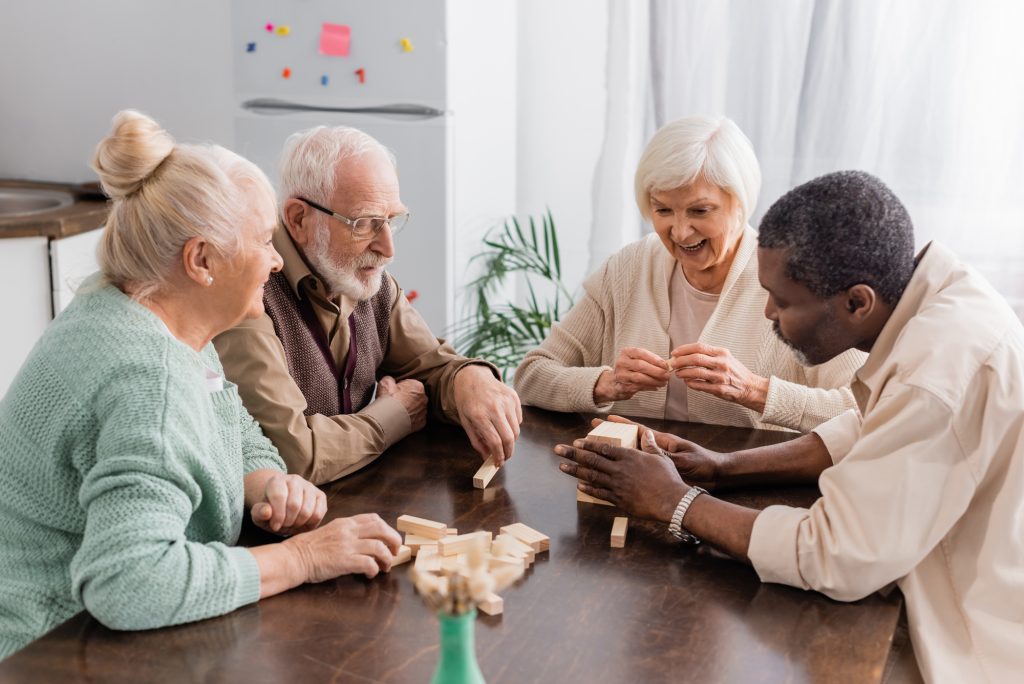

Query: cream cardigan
left=514, top=227, right=866, bottom=432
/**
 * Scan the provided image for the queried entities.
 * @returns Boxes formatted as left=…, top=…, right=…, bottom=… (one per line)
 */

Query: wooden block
left=478, top=592, right=503, bottom=616
left=577, top=488, right=614, bottom=507
left=489, top=554, right=527, bottom=572
left=587, top=421, right=639, bottom=449
left=414, top=545, right=440, bottom=572
left=473, top=456, right=500, bottom=489
left=404, top=534, right=438, bottom=556
left=393, top=545, right=412, bottom=566
left=610, top=517, right=628, bottom=548
left=500, top=522, right=549, bottom=553
left=492, top=533, right=535, bottom=565
left=438, top=531, right=492, bottom=557
left=440, top=553, right=469, bottom=573
left=446, top=528, right=458, bottom=536
left=397, top=514, right=448, bottom=540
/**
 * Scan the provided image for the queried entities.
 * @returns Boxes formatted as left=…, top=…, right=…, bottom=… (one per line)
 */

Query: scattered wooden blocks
left=478, top=592, right=503, bottom=616
left=414, top=545, right=441, bottom=572
left=397, top=514, right=448, bottom=540
left=440, top=553, right=469, bottom=573
left=610, top=517, right=628, bottom=548
left=393, top=545, right=413, bottom=566
left=438, top=531, right=493, bottom=557
left=500, top=522, right=550, bottom=553
left=492, top=533, right=535, bottom=566
left=404, top=534, right=439, bottom=557
left=473, top=456, right=500, bottom=489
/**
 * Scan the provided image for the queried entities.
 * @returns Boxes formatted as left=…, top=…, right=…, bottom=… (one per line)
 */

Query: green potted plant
left=449, top=210, right=574, bottom=381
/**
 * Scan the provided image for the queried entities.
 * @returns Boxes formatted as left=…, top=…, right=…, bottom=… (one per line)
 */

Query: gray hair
left=277, top=125, right=397, bottom=219
left=634, top=115, right=761, bottom=225
left=758, top=170, right=915, bottom=305
left=91, top=110, right=274, bottom=301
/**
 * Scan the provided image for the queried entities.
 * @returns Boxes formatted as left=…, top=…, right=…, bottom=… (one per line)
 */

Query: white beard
left=306, top=223, right=391, bottom=301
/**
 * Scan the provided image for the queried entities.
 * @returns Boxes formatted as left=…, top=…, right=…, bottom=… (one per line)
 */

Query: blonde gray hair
left=91, top=110, right=274, bottom=300
left=634, top=115, right=761, bottom=225
left=277, top=125, right=396, bottom=219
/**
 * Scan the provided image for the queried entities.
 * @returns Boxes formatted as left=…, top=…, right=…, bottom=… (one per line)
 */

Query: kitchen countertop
left=0, top=180, right=108, bottom=240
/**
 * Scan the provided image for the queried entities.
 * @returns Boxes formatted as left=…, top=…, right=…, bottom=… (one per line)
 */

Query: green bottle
left=430, top=609, right=486, bottom=684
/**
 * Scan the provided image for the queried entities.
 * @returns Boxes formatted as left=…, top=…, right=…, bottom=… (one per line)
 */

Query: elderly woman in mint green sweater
left=0, top=111, right=403, bottom=660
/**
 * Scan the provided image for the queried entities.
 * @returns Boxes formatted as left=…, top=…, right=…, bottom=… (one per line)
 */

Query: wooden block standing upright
left=576, top=422, right=640, bottom=507
left=473, top=456, right=500, bottom=489
left=500, top=522, right=550, bottom=553
left=396, top=515, right=448, bottom=540
left=610, top=517, right=628, bottom=548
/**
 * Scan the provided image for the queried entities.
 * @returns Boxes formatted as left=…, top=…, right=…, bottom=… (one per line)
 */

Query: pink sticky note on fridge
left=319, top=23, right=350, bottom=56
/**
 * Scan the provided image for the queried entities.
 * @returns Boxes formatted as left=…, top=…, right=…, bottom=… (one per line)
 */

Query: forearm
left=249, top=541, right=306, bottom=599
left=716, top=432, right=831, bottom=490
left=681, top=495, right=760, bottom=563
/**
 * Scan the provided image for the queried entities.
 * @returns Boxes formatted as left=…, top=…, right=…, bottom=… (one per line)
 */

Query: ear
left=282, top=198, right=312, bottom=248
left=181, top=236, right=213, bottom=287
left=844, top=284, right=878, bottom=322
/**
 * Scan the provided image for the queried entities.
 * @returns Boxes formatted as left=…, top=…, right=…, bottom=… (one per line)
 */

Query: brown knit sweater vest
left=262, top=270, right=393, bottom=416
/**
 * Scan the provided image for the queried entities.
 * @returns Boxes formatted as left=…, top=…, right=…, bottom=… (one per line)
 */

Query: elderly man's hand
left=284, top=513, right=403, bottom=583
left=593, top=347, right=671, bottom=404
left=377, top=375, right=427, bottom=432
left=250, top=473, right=328, bottom=535
left=669, top=342, right=769, bottom=413
left=453, top=364, right=522, bottom=466
left=555, top=429, right=689, bottom=523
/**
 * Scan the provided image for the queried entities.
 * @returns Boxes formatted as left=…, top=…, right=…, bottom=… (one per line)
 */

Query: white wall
left=515, top=0, right=609, bottom=298
left=0, top=1, right=235, bottom=182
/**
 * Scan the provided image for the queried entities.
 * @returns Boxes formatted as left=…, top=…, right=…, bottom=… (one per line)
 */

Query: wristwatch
left=667, top=486, right=707, bottom=543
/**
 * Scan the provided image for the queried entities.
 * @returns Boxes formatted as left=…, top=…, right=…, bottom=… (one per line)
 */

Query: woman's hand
left=669, top=343, right=769, bottom=413
left=593, top=347, right=671, bottom=403
left=593, top=416, right=726, bottom=491
left=284, top=513, right=403, bottom=583
left=250, top=473, right=327, bottom=536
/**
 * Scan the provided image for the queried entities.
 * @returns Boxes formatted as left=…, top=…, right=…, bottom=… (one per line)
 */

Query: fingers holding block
left=610, top=517, right=628, bottom=548
left=587, top=421, right=639, bottom=449
left=473, top=456, right=500, bottom=489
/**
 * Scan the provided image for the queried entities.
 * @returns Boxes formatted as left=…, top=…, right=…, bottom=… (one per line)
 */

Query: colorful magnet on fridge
left=400, top=38, right=414, bottom=53
left=319, top=23, right=351, bottom=56
left=246, top=42, right=256, bottom=53
left=276, top=25, right=291, bottom=36
left=355, top=68, right=366, bottom=84
left=282, top=67, right=292, bottom=79
left=321, top=75, right=329, bottom=86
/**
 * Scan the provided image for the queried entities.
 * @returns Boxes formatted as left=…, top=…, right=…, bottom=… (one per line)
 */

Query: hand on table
left=668, top=343, right=769, bottom=413
left=555, top=429, right=688, bottom=523
left=593, top=347, right=670, bottom=404
left=377, top=375, right=427, bottom=432
left=285, top=513, right=403, bottom=582
left=453, top=364, right=522, bottom=466
left=250, top=473, right=328, bottom=535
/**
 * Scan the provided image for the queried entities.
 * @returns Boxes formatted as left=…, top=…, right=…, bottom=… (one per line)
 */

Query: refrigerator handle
left=242, top=98, right=444, bottom=119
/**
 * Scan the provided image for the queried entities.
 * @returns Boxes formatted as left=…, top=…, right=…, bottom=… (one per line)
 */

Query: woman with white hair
left=515, top=115, right=864, bottom=431
left=0, top=111, right=402, bottom=659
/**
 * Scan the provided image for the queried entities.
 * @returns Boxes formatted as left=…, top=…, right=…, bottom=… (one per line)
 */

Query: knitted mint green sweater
left=0, top=283, right=286, bottom=659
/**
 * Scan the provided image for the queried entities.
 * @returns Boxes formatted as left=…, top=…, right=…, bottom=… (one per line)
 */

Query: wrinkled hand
left=555, top=430, right=688, bottom=522
left=250, top=473, right=327, bottom=535
left=669, top=343, right=769, bottom=413
left=377, top=375, right=427, bottom=432
left=284, top=513, right=403, bottom=583
left=453, top=365, right=522, bottom=466
left=594, top=416, right=725, bottom=491
left=593, top=347, right=670, bottom=404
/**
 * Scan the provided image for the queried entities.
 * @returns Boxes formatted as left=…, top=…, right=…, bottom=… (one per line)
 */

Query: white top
left=514, top=227, right=866, bottom=432
left=665, top=264, right=719, bottom=421
left=748, top=243, right=1024, bottom=683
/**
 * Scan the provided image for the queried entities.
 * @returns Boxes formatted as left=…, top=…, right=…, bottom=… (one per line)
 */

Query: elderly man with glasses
left=214, top=126, right=521, bottom=485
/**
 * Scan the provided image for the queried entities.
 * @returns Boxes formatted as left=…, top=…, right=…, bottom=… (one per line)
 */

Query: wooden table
left=0, top=407, right=902, bottom=683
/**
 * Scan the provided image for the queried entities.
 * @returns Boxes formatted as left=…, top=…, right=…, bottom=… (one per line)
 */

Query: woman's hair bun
left=91, top=110, right=175, bottom=200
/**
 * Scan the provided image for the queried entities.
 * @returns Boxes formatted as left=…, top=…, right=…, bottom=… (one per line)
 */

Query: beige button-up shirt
left=747, top=243, right=1024, bottom=682
left=214, top=228, right=493, bottom=484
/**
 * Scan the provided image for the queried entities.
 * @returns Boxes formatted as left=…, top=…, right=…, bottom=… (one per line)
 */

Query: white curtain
left=591, top=0, right=1024, bottom=316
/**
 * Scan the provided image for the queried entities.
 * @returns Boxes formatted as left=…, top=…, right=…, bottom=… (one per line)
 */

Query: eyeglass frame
left=296, top=197, right=409, bottom=240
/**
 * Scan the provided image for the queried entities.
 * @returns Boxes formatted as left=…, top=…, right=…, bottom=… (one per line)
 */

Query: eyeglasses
left=297, top=197, right=409, bottom=240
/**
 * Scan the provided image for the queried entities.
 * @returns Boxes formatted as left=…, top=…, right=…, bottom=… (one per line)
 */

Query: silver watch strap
left=668, top=486, right=707, bottom=543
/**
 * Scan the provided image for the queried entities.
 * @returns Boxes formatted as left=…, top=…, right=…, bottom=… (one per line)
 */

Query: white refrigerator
left=231, top=0, right=455, bottom=334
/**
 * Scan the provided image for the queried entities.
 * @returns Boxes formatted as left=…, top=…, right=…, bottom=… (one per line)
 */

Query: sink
left=0, top=188, right=75, bottom=217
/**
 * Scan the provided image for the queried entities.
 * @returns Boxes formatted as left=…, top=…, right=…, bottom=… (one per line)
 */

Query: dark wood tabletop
left=0, top=407, right=902, bottom=683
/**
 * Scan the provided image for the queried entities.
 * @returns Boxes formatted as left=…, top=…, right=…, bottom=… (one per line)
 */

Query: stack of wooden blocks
left=396, top=514, right=549, bottom=615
